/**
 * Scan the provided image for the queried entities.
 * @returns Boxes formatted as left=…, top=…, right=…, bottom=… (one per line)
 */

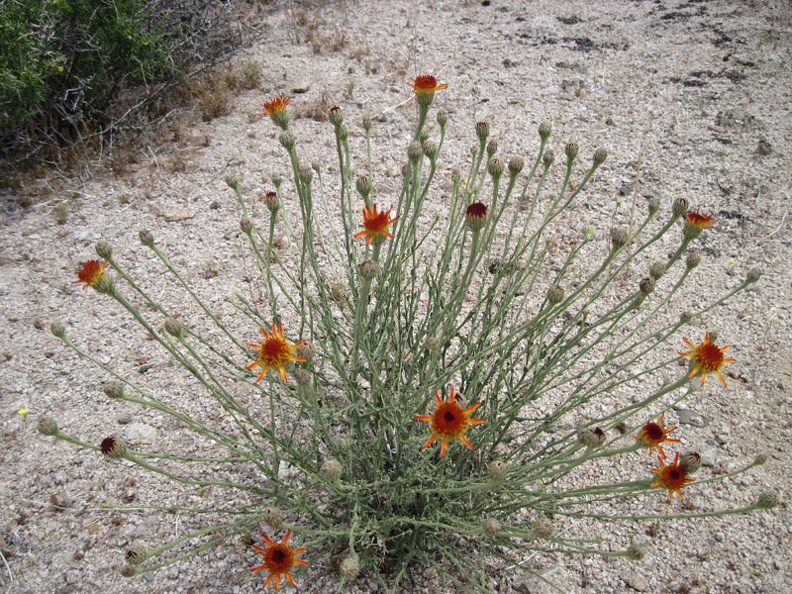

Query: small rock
left=291, top=81, right=311, bottom=94
left=117, top=413, right=134, bottom=425
left=125, top=422, right=158, bottom=445
left=622, top=571, right=650, bottom=592
left=162, top=208, right=196, bottom=222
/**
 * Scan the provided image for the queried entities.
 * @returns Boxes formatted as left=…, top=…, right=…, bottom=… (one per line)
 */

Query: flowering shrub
left=43, top=76, right=776, bottom=591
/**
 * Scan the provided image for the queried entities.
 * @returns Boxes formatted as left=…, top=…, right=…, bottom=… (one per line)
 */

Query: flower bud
left=95, top=241, right=112, bottom=260
left=293, top=368, right=311, bottom=387
left=264, top=506, right=283, bottom=528
left=533, top=517, right=553, bottom=538
left=679, top=311, right=693, bottom=324
left=37, top=417, right=59, bottom=436
left=592, top=147, right=608, bottom=167
left=120, top=565, right=137, bottom=578
left=272, top=173, right=283, bottom=189
left=482, top=518, right=501, bottom=538
left=422, top=140, right=439, bottom=160
left=294, top=341, right=314, bottom=363
left=139, top=230, right=155, bottom=248
left=419, top=129, right=429, bottom=145
left=322, top=458, right=343, bottom=481
left=359, top=259, right=377, bottom=280
left=564, top=142, right=579, bottom=163
left=639, top=276, right=655, bottom=295
left=754, top=453, right=768, bottom=465
left=436, top=109, right=448, bottom=128
left=542, top=149, right=555, bottom=168
left=264, top=191, right=279, bottom=214
left=224, top=175, right=239, bottom=191
left=328, top=106, right=343, bottom=127
left=163, top=317, right=182, bottom=338
left=680, top=451, right=702, bottom=474
left=686, top=251, right=702, bottom=269
left=487, top=156, right=504, bottom=179
left=100, top=436, right=127, bottom=459
left=538, top=121, right=552, bottom=141
left=125, top=546, right=147, bottom=566
left=649, top=261, right=667, bottom=280
left=279, top=130, right=295, bottom=151
left=610, top=227, right=630, bottom=250
left=425, top=336, right=440, bottom=352
left=362, top=117, right=372, bottom=133
left=755, top=492, right=779, bottom=509
left=340, top=554, right=360, bottom=581
left=356, top=175, right=372, bottom=199
left=312, top=161, right=321, bottom=174
left=672, top=197, right=689, bottom=217
left=465, top=201, right=488, bottom=233
left=407, top=140, right=423, bottom=163
left=299, top=164, right=313, bottom=185
left=647, top=196, right=661, bottom=215
left=707, top=330, right=718, bottom=342
left=486, top=139, right=498, bottom=157
left=103, top=381, right=124, bottom=399
left=546, top=285, right=565, bottom=305
left=240, top=217, right=253, bottom=235
left=577, top=426, right=606, bottom=448
left=487, top=460, right=507, bottom=481
left=746, top=267, right=762, bottom=284
left=508, top=156, right=524, bottom=176
left=337, top=124, right=348, bottom=142
left=475, top=121, right=490, bottom=142
left=50, top=321, right=66, bottom=339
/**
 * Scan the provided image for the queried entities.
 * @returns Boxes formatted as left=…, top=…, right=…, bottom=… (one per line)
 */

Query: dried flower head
left=651, top=452, right=695, bottom=501
left=250, top=530, right=308, bottom=590
left=414, top=387, right=486, bottom=458
left=679, top=332, right=736, bottom=387
left=339, top=554, right=360, bottom=581
left=321, top=458, right=343, bottom=482
left=482, top=518, right=501, bottom=538
left=546, top=284, right=565, bottom=305
left=634, top=412, right=680, bottom=459
left=353, top=204, right=400, bottom=245
left=465, top=201, right=488, bottom=232
left=487, top=460, right=507, bottom=481
left=246, top=323, right=308, bottom=383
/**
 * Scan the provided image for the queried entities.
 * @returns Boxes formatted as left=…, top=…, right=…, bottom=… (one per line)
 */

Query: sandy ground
left=1, top=1, right=791, bottom=592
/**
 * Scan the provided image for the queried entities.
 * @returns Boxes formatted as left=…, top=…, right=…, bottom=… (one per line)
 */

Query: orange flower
left=650, top=452, right=695, bottom=501
left=684, top=208, right=715, bottom=230
left=353, top=204, right=400, bottom=245
left=678, top=332, right=736, bottom=387
left=260, top=96, right=290, bottom=117
left=251, top=530, right=308, bottom=591
left=409, top=75, right=448, bottom=94
left=414, top=387, right=486, bottom=457
left=634, top=412, right=680, bottom=459
left=246, top=323, right=307, bottom=383
left=73, top=259, right=107, bottom=290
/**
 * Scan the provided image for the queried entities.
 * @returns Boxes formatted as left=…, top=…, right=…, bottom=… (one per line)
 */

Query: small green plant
left=45, top=76, right=775, bottom=592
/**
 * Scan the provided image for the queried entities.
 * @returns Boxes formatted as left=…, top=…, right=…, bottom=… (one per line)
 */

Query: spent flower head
left=246, top=323, right=307, bottom=383
left=414, top=387, right=486, bottom=458
left=250, top=530, right=308, bottom=590
left=679, top=332, right=736, bottom=387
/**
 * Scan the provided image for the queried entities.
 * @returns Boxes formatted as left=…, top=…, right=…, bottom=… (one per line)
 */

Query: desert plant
left=44, top=76, right=775, bottom=592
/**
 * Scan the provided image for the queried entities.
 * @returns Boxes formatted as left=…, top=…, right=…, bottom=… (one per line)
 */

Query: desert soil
left=1, top=1, right=790, bottom=593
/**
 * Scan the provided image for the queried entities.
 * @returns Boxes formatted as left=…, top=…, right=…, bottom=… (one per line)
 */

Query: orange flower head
left=650, top=452, right=695, bottom=501
left=683, top=208, right=715, bottom=239
left=409, top=75, right=448, bottom=94
left=261, top=96, right=290, bottom=117
left=634, top=412, right=680, bottom=459
left=353, top=204, right=400, bottom=245
left=414, top=387, right=486, bottom=458
left=74, top=259, right=107, bottom=290
left=246, top=323, right=307, bottom=383
left=678, top=332, right=736, bottom=387
left=250, top=530, right=308, bottom=591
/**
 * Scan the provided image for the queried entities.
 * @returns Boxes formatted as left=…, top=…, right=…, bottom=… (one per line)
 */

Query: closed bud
left=50, top=321, right=66, bottom=339
left=272, top=173, right=283, bottom=189
left=322, top=458, right=343, bottom=481
left=125, top=546, right=147, bottom=566
left=419, top=129, right=429, bottom=145
left=293, top=368, right=311, bottom=386
left=475, top=121, right=490, bottom=142
left=754, top=453, right=768, bottom=465
left=102, top=381, right=124, bottom=399
left=686, top=251, right=702, bottom=269
left=279, top=130, right=296, bottom=150
left=592, top=147, right=608, bottom=166
left=436, top=109, right=448, bottom=128
left=340, top=554, right=360, bottom=581
left=139, top=230, right=155, bottom=247
left=337, top=124, right=348, bottom=142
left=425, top=336, right=440, bottom=352
left=533, top=517, right=553, bottom=538
left=487, top=139, right=498, bottom=157
left=407, top=140, right=423, bottom=163
left=508, top=156, right=524, bottom=176
left=451, top=169, right=461, bottom=185
left=95, top=241, right=112, bottom=260
left=649, top=261, right=667, bottom=280
left=299, top=164, right=313, bottom=184
left=163, top=317, right=182, bottom=338
left=680, top=311, right=693, bottom=324
left=224, top=175, right=239, bottom=191
left=264, top=506, right=283, bottom=528
left=564, top=142, right=579, bottom=163
left=746, top=267, right=762, bottom=284
left=362, top=117, right=372, bottom=132
left=648, top=196, right=661, bottom=215
left=294, top=341, right=314, bottom=363
left=37, top=417, right=59, bottom=436
left=546, top=285, right=565, bottom=305
left=538, top=121, right=552, bottom=141
left=328, top=106, right=343, bottom=126
left=482, top=518, right=501, bottom=538
left=707, top=330, right=718, bottom=342
left=356, top=175, right=372, bottom=199
left=577, top=426, right=606, bottom=448
left=422, top=140, right=439, bottom=160
left=487, top=156, right=504, bottom=179
left=680, top=451, right=702, bottom=474
left=240, top=217, right=253, bottom=234
left=359, top=259, right=377, bottom=280
left=487, top=460, right=507, bottom=481
left=755, top=492, right=779, bottom=509
left=672, top=197, right=689, bottom=217
left=610, top=227, right=630, bottom=250
left=542, top=149, right=555, bottom=168
left=639, top=276, right=655, bottom=295
left=120, top=565, right=137, bottom=578
left=312, top=161, right=321, bottom=174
